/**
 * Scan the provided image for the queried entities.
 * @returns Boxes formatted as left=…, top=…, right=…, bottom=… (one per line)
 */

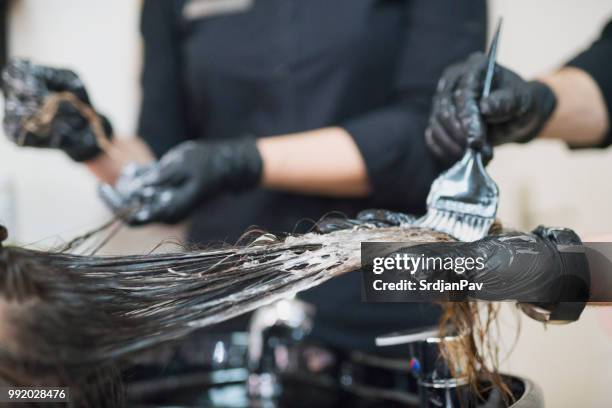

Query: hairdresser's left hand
left=99, top=138, right=263, bottom=225
left=2, top=58, right=113, bottom=162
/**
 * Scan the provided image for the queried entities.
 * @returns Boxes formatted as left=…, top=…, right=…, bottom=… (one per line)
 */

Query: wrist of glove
left=2, top=58, right=113, bottom=162
left=484, top=80, right=557, bottom=145
left=519, top=226, right=590, bottom=324
left=525, top=80, right=557, bottom=141
left=99, top=137, right=263, bottom=225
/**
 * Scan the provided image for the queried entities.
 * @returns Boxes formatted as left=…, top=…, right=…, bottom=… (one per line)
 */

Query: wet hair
left=0, top=222, right=512, bottom=405
left=440, top=302, right=515, bottom=401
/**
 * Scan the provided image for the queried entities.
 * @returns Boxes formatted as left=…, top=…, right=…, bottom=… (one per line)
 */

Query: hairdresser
left=3, top=1, right=486, bottom=354
left=424, top=19, right=611, bottom=163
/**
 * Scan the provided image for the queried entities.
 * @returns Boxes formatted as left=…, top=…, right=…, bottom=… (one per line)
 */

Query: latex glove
left=425, top=53, right=557, bottom=164
left=316, top=209, right=417, bottom=234
left=2, top=58, right=113, bottom=162
left=319, top=209, right=588, bottom=309
left=98, top=163, right=157, bottom=220
left=374, top=227, right=588, bottom=306
left=99, top=138, right=263, bottom=225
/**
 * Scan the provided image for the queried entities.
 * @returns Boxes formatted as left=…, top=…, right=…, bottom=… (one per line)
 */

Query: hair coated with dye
left=0, top=220, right=450, bottom=406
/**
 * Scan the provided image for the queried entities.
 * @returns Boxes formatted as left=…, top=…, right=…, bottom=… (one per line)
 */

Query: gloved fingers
left=127, top=174, right=201, bottom=225
left=432, top=92, right=465, bottom=149
left=98, top=180, right=169, bottom=226
left=39, top=66, right=90, bottom=104
left=424, top=128, right=447, bottom=161
left=480, top=88, right=523, bottom=123
left=454, top=90, right=486, bottom=150
left=3, top=102, right=50, bottom=147
left=2, top=59, right=105, bottom=159
left=2, top=60, right=85, bottom=107
left=128, top=193, right=170, bottom=226
left=112, top=163, right=156, bottom=198
left=454, top=59, right=487, bottom=149
left=99, top=114, right=115, bottom=138
left=315, top=209, right=416, bottom=234
left=138, top=143, right=196, bottom=188
left=427, top=63, right=467, bottom=163
left=141, top=184, right=198, bottom=225
left=128, top=207, right=159, bottom=226
left=55, top=99, right=86, bottom=119
left=53, top=101, right=90, bottom=133
left=53, top=100, right=114, bottom=149
left=315, top=214, right=362, bottom=234
left=2, top=59, right=42, bottom=96
left=426, top=118, right=464, bottom=163
left=98, top=183, right=143, bottom=225
left=58, top=127, right=101, bottom=162
left=98, top=183, right=127, bottom=212
left=138, top=161, right=189, bottom=189
left=464, top=51, right=487, bottom=67
left=429, top=58, right=465, bottom=131
left=435, top=60, right=464, bottom=94
left=356, top=209, right=417, bottom=227
left=12, top=129, right=48, bottom=148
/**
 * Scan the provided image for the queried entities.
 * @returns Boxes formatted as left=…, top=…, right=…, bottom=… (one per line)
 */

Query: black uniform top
left=138, top=0, right=486, bottom=352
left=568, top=19, right=612, bottom=146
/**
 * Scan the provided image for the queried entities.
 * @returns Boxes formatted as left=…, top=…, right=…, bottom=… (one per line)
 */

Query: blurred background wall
left=0, top=0, right=610, bottom=406
left=0, top=0, right=183, bottom=252
left=488, top=1, right=612, bottom=407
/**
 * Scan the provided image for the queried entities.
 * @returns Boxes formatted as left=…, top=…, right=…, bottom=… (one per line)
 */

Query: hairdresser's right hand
left=425, top=53, right=557, bottom=164
left=2, top=58, right=113, bottom=162
left=99, top=138, right=263, bottom=225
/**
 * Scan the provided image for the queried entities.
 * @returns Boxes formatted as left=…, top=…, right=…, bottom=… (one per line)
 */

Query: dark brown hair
left=0, top=222, right=510, bottom=406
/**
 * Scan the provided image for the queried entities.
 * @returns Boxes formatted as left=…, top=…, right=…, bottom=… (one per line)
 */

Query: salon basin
left=467, top=375, right=543, bottom=408
left=126, top=347, right=543, bottom=408
left=128, top=374, right=542, bottom=407
left=125, top=305, right=543, bottom=408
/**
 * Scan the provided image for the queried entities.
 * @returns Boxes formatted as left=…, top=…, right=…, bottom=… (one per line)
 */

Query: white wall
left=489, top=0, right=612, bottom=238
left=488, top=2, right=612, bottom=407
left=1, top=1, right=611, bottom=406
left=0, top=0, right=183, bottom=252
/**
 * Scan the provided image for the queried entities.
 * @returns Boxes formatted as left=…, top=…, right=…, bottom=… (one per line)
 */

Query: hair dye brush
left=417, top=19, right=502, bottom=242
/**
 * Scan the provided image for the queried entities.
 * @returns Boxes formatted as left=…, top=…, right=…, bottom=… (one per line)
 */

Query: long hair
left=0, top=221, right=510, bottom=405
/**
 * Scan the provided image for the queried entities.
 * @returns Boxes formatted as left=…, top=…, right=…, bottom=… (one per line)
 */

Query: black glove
left=316, top=209, right=417, bottom=234
left=378, top=227, right=589, bottom=308
left=99, top=138, right=263, bottom=225
left=2, top=58, right=113, bottom=162
left=425, top=52, right=557, bottom=164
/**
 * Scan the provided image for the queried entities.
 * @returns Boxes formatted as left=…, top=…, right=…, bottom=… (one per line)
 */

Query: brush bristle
left=418, top=209, right=493, bottom=242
